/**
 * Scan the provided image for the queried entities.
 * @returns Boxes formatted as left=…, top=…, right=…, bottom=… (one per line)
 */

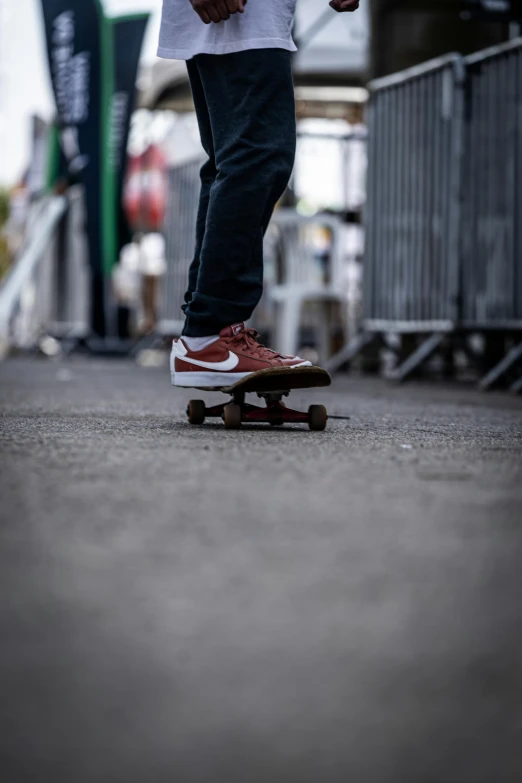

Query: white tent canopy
left=294, top=0, right=369, bottom=77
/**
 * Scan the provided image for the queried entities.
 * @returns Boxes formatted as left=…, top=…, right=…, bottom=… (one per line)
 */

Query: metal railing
left=328, top=40, right=522, bottom=387
left=362, top=41, right=522, bottom=339
left=0, top=189, right=89, bottom=357
left=461, top=39, right=522, bottom=329
left=0, top=196, right=65, bottom=356
left=363, top=54, right=465, bottom=333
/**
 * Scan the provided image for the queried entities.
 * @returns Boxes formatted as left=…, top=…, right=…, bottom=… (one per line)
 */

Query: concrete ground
left=1, top=356, right=522, bottom=783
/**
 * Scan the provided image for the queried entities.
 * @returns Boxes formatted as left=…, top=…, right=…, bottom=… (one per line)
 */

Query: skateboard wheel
left=308, top=405, right=327, bottom=432
left=188, top=400, right=206, bottom=425
left=224, top=403, right=242, bottom=430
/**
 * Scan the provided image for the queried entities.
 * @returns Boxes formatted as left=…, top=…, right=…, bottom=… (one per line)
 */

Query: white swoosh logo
left=176, top=351, right=240, bottom=372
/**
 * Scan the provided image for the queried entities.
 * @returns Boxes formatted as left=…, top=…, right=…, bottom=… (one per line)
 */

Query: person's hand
left=190, top=0, right=247, bottom=24
left=329, top=0, right=360, bottom=12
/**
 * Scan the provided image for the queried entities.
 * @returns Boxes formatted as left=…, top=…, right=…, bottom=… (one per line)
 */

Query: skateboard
left=186, top=366, right=331, bottom=431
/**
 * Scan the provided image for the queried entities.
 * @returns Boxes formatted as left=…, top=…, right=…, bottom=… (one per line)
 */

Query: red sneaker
left=171, top=323, right=311, bottom=387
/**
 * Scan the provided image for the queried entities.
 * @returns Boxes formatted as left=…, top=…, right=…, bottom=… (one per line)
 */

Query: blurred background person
left=139, top=230, right=167, bottom=334
left=112, top=234, right=142, bottom=339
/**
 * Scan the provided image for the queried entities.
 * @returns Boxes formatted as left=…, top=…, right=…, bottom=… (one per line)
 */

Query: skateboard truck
left=187, top=389, right=328, bottom=431
left=184, top=366, right=331, bottom=431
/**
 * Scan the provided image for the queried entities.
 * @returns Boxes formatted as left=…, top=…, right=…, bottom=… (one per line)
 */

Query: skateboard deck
left=198, top=366, right=331, bottom=393
left=185, top=367, right=332, bottom=431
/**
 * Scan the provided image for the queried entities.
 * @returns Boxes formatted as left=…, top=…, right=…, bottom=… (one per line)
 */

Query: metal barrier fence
left=0, top=188, right=90, bottom=358
left=364, top=41, right=522, bottom=340
left=461, top=39, right=522, bottom=329
left=158, top=158, right=203, bottom=335
left=328, top=40, right=522, bottom=387
left=363, top=54, right=465, bottom=333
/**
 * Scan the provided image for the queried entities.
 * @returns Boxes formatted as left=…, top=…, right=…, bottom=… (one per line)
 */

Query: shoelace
left=224, top=328, right=285, bottom=361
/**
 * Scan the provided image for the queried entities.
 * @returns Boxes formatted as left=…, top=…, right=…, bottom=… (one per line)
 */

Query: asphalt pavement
left=1, top=356, right=522, bottom=783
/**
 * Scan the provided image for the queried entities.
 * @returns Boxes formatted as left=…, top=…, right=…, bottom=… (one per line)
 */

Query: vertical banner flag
left=40, top=0, right=114, bottom=336
left=111, top=14, right=150, bottom=254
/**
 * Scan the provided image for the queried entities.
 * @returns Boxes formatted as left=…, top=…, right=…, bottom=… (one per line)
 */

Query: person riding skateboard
left=159, top=0, right=361, bottom=387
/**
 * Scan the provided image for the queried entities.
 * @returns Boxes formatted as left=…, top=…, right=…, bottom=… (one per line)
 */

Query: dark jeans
left=182, top=49, right=296, bottom=336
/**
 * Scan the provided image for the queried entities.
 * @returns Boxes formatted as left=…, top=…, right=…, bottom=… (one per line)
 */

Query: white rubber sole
left=171, top=362, right=313, bottom=388
left=172, top=371, right=253, bottom=388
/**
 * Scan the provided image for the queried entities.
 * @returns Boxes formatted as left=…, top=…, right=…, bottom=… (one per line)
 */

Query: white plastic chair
left=266, top=209, right=348, bottom=362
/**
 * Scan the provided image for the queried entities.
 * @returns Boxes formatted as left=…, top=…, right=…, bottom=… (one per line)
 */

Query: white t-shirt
left=158, top=0, right=297, bottom=60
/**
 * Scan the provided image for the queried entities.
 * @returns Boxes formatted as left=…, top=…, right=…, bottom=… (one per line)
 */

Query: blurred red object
left=124, top=144, right=167, bottom=232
